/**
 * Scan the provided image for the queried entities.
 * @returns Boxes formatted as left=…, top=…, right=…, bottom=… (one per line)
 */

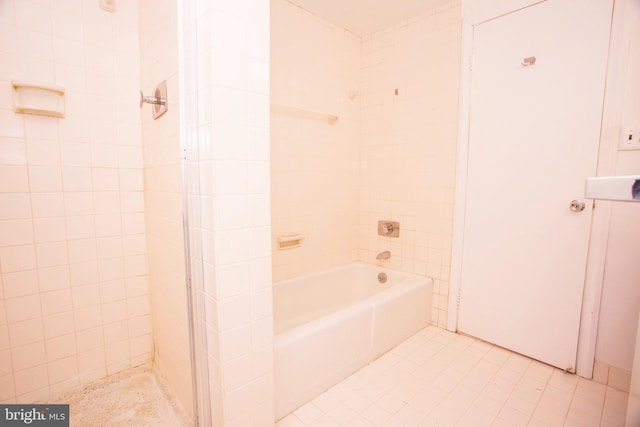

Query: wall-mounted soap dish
left=277, top=233, right=304, bottom=250
left=12, top=80, right=65, bottom=118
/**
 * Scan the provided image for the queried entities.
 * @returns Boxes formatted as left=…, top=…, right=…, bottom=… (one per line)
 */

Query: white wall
left=359, top=3, right=461, bottom=328
left=189, top=0, right=274, bottom=425
left=462, top=0, right=541, bottom=22
left=595, top=0, right=640, bottom=372
left=139, top=0, right=193, bottom=417
left=0, top=0, right=150, bottom=403
left=271, top=0, right=361, bottom=282
left=271, top=0, right=461, bottom=328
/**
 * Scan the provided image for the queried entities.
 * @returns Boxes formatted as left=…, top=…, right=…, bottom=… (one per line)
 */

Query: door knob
left=570, top=199, right=586, bottom=212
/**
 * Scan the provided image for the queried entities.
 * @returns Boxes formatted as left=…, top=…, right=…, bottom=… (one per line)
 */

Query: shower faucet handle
left=378, top=220, right=400, bottom=237
left=140, top=80, right=168, bottom=120
left=139, top=90, right=166, bottom=107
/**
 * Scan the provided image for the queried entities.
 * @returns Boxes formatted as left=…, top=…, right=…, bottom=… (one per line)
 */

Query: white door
left=458, top=0, right=612, bottom=371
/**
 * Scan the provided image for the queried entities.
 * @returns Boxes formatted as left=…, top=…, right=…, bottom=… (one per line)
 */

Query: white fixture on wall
left=99, top=0, right=115, bottom=12
left=12, top=80, right=65, bottom=118
left=271, top=104, right=337, bottom=125
left=585, top=175, right=640, bottom=202
left=277, top=233, right=304, bottom=250
left=619, top=124, right=640, bottom=150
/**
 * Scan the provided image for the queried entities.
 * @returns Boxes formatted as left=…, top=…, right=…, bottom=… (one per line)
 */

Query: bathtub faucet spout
left=376, top=250, right=391, bottom=260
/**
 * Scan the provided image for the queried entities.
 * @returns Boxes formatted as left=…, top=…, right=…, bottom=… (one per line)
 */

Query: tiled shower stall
left=0, top=0, right=273, bottom=424
left=0, top=0, right=153, bottom=402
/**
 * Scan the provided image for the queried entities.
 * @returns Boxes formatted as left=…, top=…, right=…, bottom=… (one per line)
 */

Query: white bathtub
left=273, top=262, right=433, bottom=420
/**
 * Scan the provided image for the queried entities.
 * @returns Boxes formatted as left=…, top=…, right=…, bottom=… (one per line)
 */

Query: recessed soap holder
left=12, top=80, right=65, bottom=118
left=277, top=233, right=304, bottom=249
left=378, top=220, right=400, bottom=237
left=140, top=80, right=168, bottom=120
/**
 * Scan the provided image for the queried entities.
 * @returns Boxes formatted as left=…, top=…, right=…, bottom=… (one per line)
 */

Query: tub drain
left=378, top=272, right=387, bottom=283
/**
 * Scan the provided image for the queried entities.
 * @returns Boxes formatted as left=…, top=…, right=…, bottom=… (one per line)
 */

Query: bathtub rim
left=273, top=262, right=434, bottom=343
left=272, top=260, right=429, bottom=288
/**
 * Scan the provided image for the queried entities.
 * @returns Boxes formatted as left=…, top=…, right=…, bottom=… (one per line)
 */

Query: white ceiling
left=287, top=0, right=451, bottom=36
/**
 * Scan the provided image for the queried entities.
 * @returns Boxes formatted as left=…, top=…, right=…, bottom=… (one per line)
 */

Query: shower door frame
left=448, top=0, right=621, bottom=378
left=177, top=0, right=213, bottom=425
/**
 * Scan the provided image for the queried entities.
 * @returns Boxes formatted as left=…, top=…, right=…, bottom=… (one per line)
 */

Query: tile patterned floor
left=277, top=326, right=629, bottom=427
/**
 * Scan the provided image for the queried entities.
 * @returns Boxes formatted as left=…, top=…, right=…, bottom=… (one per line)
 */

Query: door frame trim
left=447, top=20, right=473, bottom=333
left=448, top=0, right=617, bottom=378
left=576, top=0, right=629, bottom=378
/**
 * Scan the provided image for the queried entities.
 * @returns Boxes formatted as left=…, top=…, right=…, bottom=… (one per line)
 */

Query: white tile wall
left=270, top=0, right=362, bottom=282
left=0, top=0, right=150, bottom=403
left=359, top=2, right=461, bottom=328
left=190, top=1, right=273, bottom=426
left=138, top=0, right=196, bottom=418
left=595, top=0, right=640, bottom=377
left=271, top=0, right=461, bottom=327
left=187, top=0, right=274, bottom=424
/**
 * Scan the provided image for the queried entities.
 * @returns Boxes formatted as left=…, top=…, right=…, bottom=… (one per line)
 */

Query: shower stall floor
left=45, top=367, right=190, bottom=427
